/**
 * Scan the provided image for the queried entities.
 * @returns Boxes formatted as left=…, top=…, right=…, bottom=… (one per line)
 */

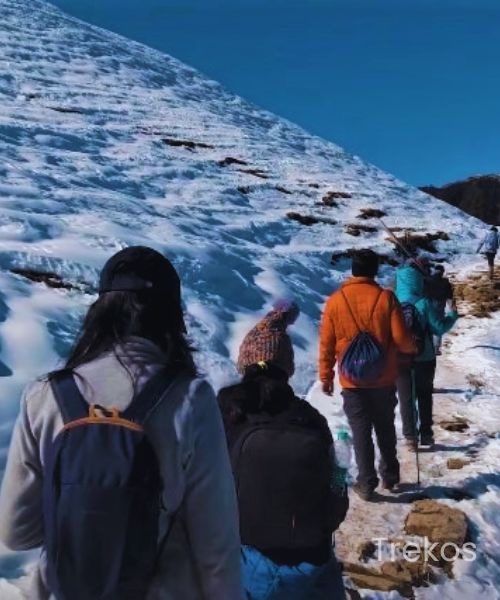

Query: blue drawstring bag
left=338, top=291, right=386, bottom=385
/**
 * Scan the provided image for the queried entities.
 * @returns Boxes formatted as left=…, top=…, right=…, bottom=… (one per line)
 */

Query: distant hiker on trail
left=477, top=225, right=499, bottom=280
left=319, top=250, right=416, bottom=501
left=426, top=264, right=455, bottom=355
left=0, top=247, right=245, bottom=600
left=395, top=259, right=459, bottom=449
left=219, top=300, right=348, bottom=600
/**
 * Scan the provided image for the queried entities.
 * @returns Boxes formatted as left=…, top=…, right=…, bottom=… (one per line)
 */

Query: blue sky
left=51, top=0, right=499, bottom=186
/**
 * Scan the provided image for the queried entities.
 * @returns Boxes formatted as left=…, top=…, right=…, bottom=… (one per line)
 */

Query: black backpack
left=44, top=368, right=177, bottom=600
left=400, top=302, right=427, bottom=355
left=230, top=407, right=334, bottom=550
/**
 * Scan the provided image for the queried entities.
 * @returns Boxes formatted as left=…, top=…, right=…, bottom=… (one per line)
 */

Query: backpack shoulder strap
left=50, top=371, right=89, bottom=424
left=122, top=367, right=180, bottom=425
left=340, top=290, right=361, bottom=333
left=341, top=287, right=384, bottom=332
left=368, top=289, right=385, bottom=323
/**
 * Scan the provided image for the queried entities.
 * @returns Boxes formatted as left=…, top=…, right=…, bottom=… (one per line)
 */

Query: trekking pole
left=410, top=367, right=421, bottom=486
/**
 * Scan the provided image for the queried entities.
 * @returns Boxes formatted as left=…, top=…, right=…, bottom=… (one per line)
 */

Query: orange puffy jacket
left=319, top=276, right=416, bottom=389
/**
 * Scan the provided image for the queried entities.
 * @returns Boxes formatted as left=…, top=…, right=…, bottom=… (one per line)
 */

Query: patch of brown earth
left=218, top=156, right=248, bottom=167
left=357, top=208, right=387, bottom=220
left=321, top=191, right=352, bottom=207
left=439, top=417, right=470, bottom=432
left=49, top=106, right=84, bottom=114
left=446, top=458, right=471, bottom=470
left=162, top=138, right=214, bottom=151
left=238, top=168, right=269, bottom=179
left=387, top=231, right=450, bottom=254
left=287, top=212, right=337, bottom=226
left=275, top=185, right=292, bottom=195
left=454, top=272, right=500, bottom=317
left=346, top=223, right=378, bottom=237
left=237, top=186, right=252, bottom=195
left=11, top=268, right=80, bottom=291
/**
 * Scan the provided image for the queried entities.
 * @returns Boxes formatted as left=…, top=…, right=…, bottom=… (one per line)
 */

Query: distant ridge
left=421, top=175, right=500, bottom=225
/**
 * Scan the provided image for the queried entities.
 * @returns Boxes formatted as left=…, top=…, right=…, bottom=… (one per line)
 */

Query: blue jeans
left=242, top=546, right=346, bottom=600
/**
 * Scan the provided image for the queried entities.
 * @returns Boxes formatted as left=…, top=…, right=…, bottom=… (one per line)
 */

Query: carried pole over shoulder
left=378, top=218, right=428, bottom=276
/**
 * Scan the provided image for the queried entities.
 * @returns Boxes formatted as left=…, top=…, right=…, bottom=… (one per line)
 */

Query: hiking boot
left=420, top=435, right=435, bottom=447
left=352, top=482, right=375, bottom=502
left=403, top=437, right=418, bottom=453
left=381, top=479, right=399, bottom=492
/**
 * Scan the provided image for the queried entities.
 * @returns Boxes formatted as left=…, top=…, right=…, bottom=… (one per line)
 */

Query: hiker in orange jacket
left=319, top=250, right=416, bottom=500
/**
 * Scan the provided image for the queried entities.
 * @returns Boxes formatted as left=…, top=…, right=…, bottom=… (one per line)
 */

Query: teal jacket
left=395, top=265, right=458, bottom=362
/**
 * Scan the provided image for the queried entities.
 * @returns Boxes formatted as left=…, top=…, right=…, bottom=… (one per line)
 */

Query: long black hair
left=218, top=363, right=294, bottom=424
left=63, top=288, right=196, bottom=375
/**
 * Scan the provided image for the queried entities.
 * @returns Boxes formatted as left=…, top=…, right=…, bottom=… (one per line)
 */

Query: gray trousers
left=342, top=387, right=399, bottom=492
left=397, top=361, right=436, bottom=439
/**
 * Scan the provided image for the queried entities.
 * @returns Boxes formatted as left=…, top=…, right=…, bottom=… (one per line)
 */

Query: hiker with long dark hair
left=426, top=264, right=454, bottom=355
left=0, top=246, right=244, bottom=600
left=218, top=301, right=348, bottom=600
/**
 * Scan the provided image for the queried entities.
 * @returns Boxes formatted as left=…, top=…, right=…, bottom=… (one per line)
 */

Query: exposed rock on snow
left=446, top=458, right=471, bottom=470
left=405, top=500, right=468, bottom=548
left=344, top=558, right=434, bottom=598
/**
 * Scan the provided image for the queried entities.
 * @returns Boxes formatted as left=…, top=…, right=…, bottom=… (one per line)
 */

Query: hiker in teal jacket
left=395, top=261, right=459, bottom=447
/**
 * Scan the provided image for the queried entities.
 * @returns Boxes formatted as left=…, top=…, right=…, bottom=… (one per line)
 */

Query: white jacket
left=0, top=337, right=245, bottom=600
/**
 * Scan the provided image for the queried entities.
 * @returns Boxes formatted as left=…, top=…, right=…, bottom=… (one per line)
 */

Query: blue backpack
left=339, top=290, right=386, bottom=385
left=44, top=368, right=177, bottom=600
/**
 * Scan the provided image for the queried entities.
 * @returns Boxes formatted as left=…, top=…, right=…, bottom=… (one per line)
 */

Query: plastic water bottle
left=333, top=429, right=352, bottom=489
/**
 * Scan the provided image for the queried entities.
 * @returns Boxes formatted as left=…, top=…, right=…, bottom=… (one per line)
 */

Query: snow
left=0, top=0, right=498, bottom=597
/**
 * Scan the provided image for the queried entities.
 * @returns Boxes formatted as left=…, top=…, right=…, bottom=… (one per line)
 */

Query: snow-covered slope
left=0, top=0, right=497, bottom=598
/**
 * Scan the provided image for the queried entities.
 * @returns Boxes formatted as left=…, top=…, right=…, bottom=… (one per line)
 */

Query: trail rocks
left=343, top=559, right=434, bottom=599
left=404, top=500, right=468, bottom=547
left=447, top=458, right=471, bottom=470
left=356, top=541, right=376, bottom=562
left=439, top=416, right=470, bottom=432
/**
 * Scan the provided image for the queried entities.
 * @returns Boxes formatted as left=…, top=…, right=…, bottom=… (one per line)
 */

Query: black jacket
left=217, top=370, right=348, bottom=565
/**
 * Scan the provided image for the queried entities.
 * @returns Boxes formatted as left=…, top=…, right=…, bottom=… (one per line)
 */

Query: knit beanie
left=237, top=300, right=299, bottom=378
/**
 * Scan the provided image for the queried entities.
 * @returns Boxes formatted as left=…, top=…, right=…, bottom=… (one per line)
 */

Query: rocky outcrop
left=421, top=175, right=500, bottom=225
left=404, top=500, right=468, bottom=547
left=343, top=559, right=434, bottom=598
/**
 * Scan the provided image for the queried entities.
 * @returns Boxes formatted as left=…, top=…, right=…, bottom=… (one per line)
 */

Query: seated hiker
left=218, top=300, right=348, bottom=600
left=0, top=246, right=244, bottom=600
left=395, top=259, right=459, bottom=448
left=319, top=250, right=416, bottom=501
